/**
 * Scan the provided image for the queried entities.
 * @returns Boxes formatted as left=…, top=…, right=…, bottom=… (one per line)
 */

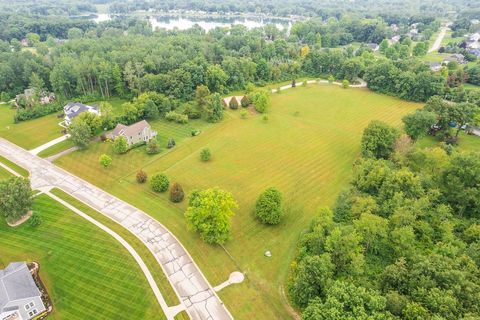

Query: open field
left=0, top=194, right=166, bottom=320
left=0, top=165, right=12, bottom=180
left=0, top=104, right=64, bottom=150
left=37, top=139, right=76, bottom=158
left=418, top=131, right=480, bottom=152
left=55, top=84, right=422, bottom=319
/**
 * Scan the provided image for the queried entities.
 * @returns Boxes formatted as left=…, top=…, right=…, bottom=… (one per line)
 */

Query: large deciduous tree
left=402, top=110, right=437, bottom=140
left=185, top=187, right=237, bottom=244
left=361, top=121, right=400, bottom=159
left=0, top=177, right=33, bottom=223
left=255, top=187, right=284, bottom=225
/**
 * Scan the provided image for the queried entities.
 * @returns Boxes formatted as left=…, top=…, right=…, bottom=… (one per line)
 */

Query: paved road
left=428, top=26, right=449, bottom=53
left=0, top=138, right=233, bottom=320
left=270, top=78, right=367, bottom=93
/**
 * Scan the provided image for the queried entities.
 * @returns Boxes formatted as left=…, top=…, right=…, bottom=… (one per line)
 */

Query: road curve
left=0, top=138, right=233, bottom=320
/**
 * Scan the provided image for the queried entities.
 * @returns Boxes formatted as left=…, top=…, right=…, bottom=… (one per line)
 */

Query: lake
left=92, top=14, right=292, bottom=32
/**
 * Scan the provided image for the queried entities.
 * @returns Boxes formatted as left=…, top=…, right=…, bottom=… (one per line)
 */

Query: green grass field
left=37, top=139, right=76, bottom=158
left=0, top=194, right=166, bottom=320
left=417, top=131, right=480, bottom=152
left=55, top=84, right=421, bottom=319
left=0, top=104, right=64, bottom=150
left=0, top=155, right=29, bottom=177
left=0, top=165, right=12, bottom=180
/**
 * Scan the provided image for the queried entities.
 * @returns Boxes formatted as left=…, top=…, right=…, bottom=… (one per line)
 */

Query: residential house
left=390, top=35, right=401, bottom=44
left=222, top=96, right=245, bottom=107
left=15, top=89, right=55, bottom=108
left=63, top=102, right=100, bottom=126
left=108, top=120, right=157, bottom=146
left=429, top=62, right=442, bottom=72
left=443, top=54, right=466, bottom=65
left=0, top=262, right=47, bottom=320
left=366, top=43, right=379, bottom=51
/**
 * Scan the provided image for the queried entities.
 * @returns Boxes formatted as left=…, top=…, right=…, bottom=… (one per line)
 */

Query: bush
left=263, top=114, right=269, bottom=122
left=240, top=110, right=248, bottom=119
left=200, top=148, right=211, bottom=161
left=191, top=129, right=201, bottom=136
left=167, top=138, right=176, bottom=149
left=165, top=111, right=188, bottom=124
left=229, top=97, right=239, bottom=109
left=255, top=187, right=284, bottom=224
left=249, top=89, right=270, bottom=113
left=29, top=212, right=41, bottom=228
left=99, top=154, right=112, bottom=168
left=183, top=104, right=202, bottom=119
left=328, top=75, right=335, bottom=83
left=113, top=136, right=128, bottom=154
left=150, top=173, right=169, bottom=192
left=146, top=139, right=161, bottom=154
left=170, top=182, right=185, bottom=203
left=136, top=170, right=147, bottom=183
left=342, top=79, right=350, bottom=88
left=14, top=101, right=63, bottom=122
left=292, top=79, right=296, bottom=87
left=240, top=96, right=250, bottom=108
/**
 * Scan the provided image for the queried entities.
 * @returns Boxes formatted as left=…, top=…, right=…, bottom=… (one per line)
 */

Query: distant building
left=390, top=35, right=401, bottom=43
left=108, top=120, right=157, bottom=146
left=63, top=102, right=100, bottom=126
left=429, top=62, right=442, bottom=72
left=366, top=43, right=379, bottom=51
left=15, top=89, right=55, bottom=108
left=443, top=54, right=467, bottom=65
left=0, top=262, right=47, bottom=320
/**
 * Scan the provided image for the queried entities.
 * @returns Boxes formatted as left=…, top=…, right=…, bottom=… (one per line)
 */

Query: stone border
left=7, top=210, right=32, bottom=227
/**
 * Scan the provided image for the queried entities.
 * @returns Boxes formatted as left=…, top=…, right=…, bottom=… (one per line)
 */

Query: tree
left=144, top=99, right=159, bottom=119
left=195, top=85, right=210, bottom=108
left=67, top=27, right=84, bottom=39
left=136, top=170, right=147, bottom=183
left=113, top=136, right=128, bottom=154
left=255, top=187, right=284, bottom=225
left=361, top=121, right=400, bottom=159
left=170, top=182, right=185, bottom=203
left=29, top=212, right=41, bottom=227
left=249, top=89, right=270, bottom=113
left=146, top=139, right=160, bottom=154
left=379, top=39, right=389, bottom=54
left=229, top=96, right=239, bottom=109
left=402, top=110, right=437, bottom=140
left=150, top=173, right=169, bottom=192
left=412, top=42, right=427, bottom=56
left=68, top=119, right=92, bottom=149
left=200, top=148, right=211, bottom=161
left=325, top=227, right=364, bottom=276
left=353, top=213, right=388, bottom=253
left=204, top=93, right=224, bottom=123
left=185, top=187, right=237, bottom=244
left=240, top=96, right=250, bottom=108
left=441, top=152, right=480, bottom=218
left=0, top=177, right=32, bottom=223
left=99, top=154, right=112, bottom=168
left=289, top=254, right=334, bottom=307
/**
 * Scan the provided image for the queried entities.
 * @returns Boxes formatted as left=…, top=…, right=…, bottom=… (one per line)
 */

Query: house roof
left=111, top=120, right=151, bottom=138
left=64, top=102, right=98, bottom=119
left=0, top=262, right=41, bottom=310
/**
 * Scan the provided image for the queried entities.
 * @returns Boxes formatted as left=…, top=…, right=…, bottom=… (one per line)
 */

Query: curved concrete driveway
left=0, top=138, right=233, bottom=320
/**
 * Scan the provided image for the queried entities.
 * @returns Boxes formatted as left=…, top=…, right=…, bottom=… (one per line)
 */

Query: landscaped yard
left=0, top=165, right=12, bottom=180
left=417, top=131, right=480, bottom=152
left=55, top=84, right=421, bottom=319
left=0, top=104, right=64, bottom=150
left=0, top=194, right=166, bottom=320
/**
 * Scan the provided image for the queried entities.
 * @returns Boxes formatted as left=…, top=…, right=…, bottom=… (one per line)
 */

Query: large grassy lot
left=55, top=84, right=421, bottom=319
left=0, top=104, right=64, bottom=150
left=0, top=195, right=165, bottom=320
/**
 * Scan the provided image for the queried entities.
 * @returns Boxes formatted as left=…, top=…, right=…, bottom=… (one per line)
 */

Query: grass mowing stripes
left=0, top=155, right=29, bottom=177
left=0, top=194, right=166, bottom=320
left=49, top=187, right=182, bottom=308
left=37, top=139, right=75, bottom=158
left=0, top=165, right=13, bottom=180
left=55, top=85, right=422, bottom=319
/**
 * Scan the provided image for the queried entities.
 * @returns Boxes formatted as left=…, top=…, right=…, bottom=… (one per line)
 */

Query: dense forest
left=288, top=116, right=480, bottom=319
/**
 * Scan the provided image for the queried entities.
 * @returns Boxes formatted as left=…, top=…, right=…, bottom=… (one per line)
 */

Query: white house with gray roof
left=63, top=102, right=100, bottom=126
left=0, top=262, right=46, bottom=320
left=108, top=120, right=157, bottom=146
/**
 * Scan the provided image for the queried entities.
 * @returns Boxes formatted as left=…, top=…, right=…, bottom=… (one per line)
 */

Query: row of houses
left=429, top=53, right=467, bottom=71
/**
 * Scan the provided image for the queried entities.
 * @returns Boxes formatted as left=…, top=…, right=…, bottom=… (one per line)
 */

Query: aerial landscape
left=0, top=0, right=479, bottom=319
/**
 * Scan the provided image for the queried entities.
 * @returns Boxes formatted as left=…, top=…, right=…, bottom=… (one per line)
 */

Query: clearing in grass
left=55, top=85, right=421, bottom=319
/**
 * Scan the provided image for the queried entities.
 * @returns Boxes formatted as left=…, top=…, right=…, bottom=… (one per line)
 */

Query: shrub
left=113, top=136, right=128, bottom=154
left=29, top=212, right=41, bottom=227
left=292, top=79, right=296, bottom=87
left=170, top=182, right=185, bottom=203
left=136, top=170, right=147, bottom=183
left=255, top=187, right=284, bottom=224
left=200, top=148, right=211, bottom=161
left=191, top=129, right=201, bottom=136
left=240, top=110, right=248, bottom=119
left=263, top=114, right=269, bottom=122
left=167, top=138, right=176, bottom=149
left=277, top=87, right=282, bottom=93
left=1, top=92, right=10, bottom=102
left=328, top=75, right=335, bottom=83
left=342, top=79, right=350, bottom=88
left=150, top=173, right=169, bottom=192
left=229, top=97, right=239, bottom=110
left=165, top=111, right=188, bottom=124
left=240, top=96, right=250, bottom=108
left=146, top=139, right=161, bottom=154
left=249, top=89, right=270, bottom=113
left=99, top=154, right=112, bottom=168
left=183, top=104, right=201, bottom=119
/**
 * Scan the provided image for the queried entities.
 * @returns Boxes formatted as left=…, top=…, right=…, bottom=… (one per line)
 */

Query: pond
left=92, top=14, right=292, bottom=32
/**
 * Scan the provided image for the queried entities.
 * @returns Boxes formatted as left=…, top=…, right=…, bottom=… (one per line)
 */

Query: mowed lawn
left=0, top=195, right=165, bottom=320
left=55, top=85, right=421, bottom=319
left=0, top=104, right=64, bottom=150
